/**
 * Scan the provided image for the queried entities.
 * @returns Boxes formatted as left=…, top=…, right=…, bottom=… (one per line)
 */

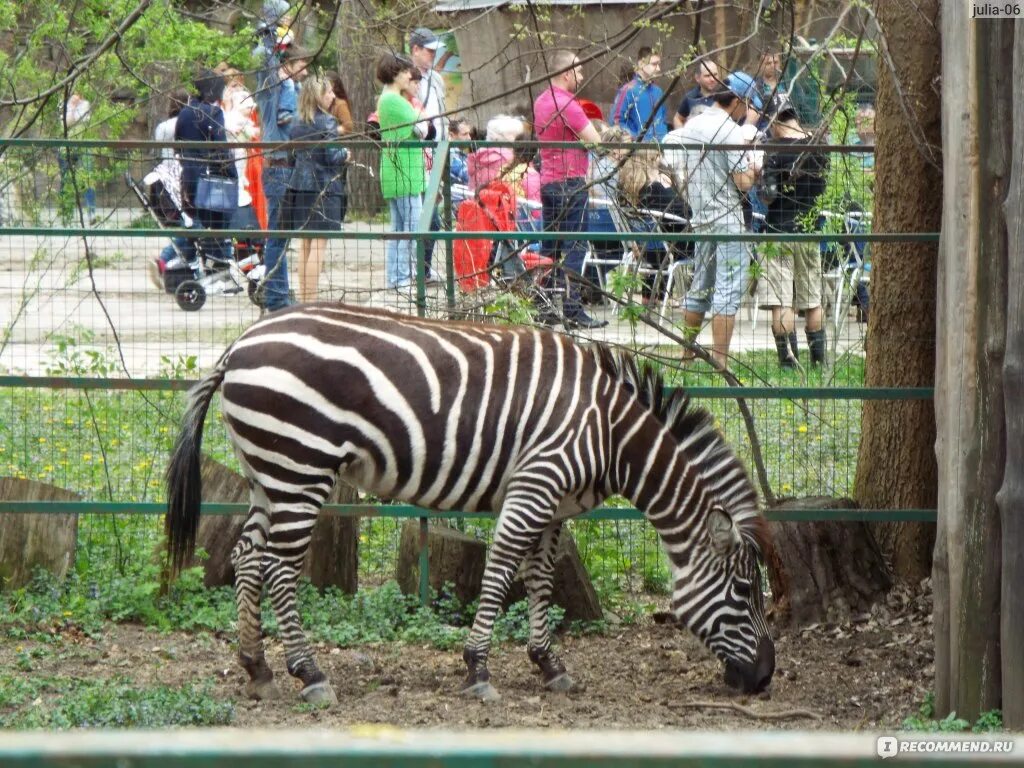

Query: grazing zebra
left=165, top=304, right=774, bottom=704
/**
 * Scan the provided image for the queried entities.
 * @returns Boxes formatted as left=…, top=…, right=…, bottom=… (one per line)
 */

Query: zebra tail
left=165, top=354, right=229, bottom=579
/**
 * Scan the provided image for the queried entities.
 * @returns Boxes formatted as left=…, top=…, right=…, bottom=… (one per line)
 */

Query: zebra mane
left=594, top=344, right=769, bottom=554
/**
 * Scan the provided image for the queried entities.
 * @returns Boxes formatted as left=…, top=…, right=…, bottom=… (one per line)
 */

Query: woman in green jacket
left=376, top=53, right=431, bottom=289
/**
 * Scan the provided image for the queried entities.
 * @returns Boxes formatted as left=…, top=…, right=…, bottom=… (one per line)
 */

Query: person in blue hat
left=725, top=71, right=764, bottom=127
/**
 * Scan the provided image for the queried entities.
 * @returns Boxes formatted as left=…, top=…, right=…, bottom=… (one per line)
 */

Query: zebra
left=165, top=303, right=775, bottom=704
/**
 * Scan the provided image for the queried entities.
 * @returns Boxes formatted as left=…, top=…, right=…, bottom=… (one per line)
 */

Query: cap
left=725, top=71, right=763, bottom=110
left=766, top=93, right=798, bottom=121
left=409, top=27, right=441, bottom=51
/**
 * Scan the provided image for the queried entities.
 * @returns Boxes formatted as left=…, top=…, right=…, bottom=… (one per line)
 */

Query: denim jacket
left=287, top=112, right=348, bottom=195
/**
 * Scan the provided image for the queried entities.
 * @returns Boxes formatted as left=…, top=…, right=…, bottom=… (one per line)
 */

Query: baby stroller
left=127, top=165, right=265, bottom=311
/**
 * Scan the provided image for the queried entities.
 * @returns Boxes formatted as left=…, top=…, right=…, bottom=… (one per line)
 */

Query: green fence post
left=443, top=145, right=456, bottom=313
left=418, top=516, right=430, bottom=607
left=415, top=139, right=449, bottom=319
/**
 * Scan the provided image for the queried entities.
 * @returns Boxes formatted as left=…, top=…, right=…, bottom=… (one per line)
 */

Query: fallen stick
left=680, top=700, right=823, bottom=722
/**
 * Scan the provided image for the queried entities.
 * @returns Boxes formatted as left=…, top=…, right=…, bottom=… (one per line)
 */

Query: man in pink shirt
left=533, top=50, right=606, bottom=329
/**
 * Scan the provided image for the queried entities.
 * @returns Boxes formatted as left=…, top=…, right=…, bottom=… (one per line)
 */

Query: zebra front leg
left=264, top=508, right=338, bottom=706
left=231, top=506, right=279, bottom=700
left=523, top=522, right=576, bottom=692
left=462, top=494, right=554, bottom=701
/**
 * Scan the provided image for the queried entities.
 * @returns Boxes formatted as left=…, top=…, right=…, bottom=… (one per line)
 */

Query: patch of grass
left=901, top=693, right=1004, bottom=733
left=0, top=675, right=233, bottom=728
left=1, top=569, right=577, bottom=654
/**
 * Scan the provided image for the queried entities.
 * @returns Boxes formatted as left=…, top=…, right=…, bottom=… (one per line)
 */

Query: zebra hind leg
left=461, top=492, right=554, bottom=702
left=523, top=522, right=577, bottom=693
left=231, top=502, right=280, bottom=700
left=263, top=500, right=338, bottom=706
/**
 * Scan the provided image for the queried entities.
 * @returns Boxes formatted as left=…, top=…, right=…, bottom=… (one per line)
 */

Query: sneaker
left=535, top=311, right=561, bottom=327
left=146, top=258, right=162, bottom=290
left=564, top=312, right=608, bottom=330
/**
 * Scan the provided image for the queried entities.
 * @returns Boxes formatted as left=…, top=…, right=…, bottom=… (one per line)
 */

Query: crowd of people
left=140, top=0, right=873, bottom=368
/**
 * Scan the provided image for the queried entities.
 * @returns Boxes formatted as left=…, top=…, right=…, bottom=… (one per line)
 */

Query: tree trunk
left=336, top=0, right=386, bottom=219
left=0, top=478, right=79, bottom=588
left=765, top=497, right=891, bottom=627
left=933, top=7, right=1011, bottom=723
left=994, top=20, right=1024, bottom=732
left=852, top=0, right=941, bottom=585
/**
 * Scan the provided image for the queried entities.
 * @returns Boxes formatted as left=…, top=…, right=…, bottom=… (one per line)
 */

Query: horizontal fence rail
left=0, top=729, right=1017, bottom=767
left=0, top=502, right=939, bottom=523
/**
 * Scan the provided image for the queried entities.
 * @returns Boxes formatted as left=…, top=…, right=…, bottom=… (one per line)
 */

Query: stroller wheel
left=247, top=277, right=265, bottom=308
left=175, top=280, right=207, bottom=312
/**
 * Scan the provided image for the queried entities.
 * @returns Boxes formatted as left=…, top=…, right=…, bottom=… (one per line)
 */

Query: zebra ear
left=707, top=507, right=741, bottom=557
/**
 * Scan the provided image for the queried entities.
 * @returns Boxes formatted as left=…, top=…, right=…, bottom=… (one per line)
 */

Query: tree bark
left=852, top=0, right=941, bottom=585
left=933, top=7, right=1011, bottom=722
left=993, top=21, right=1024, bottom=732
left=765, top=497, right=891, bottom=627
left=336, top=0, right=386, bottom=218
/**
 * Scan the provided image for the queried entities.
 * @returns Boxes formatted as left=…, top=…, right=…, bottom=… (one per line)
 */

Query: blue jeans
left=386, top=194, right=423, bottom=288
left=262, top=165, right=292, bottom=311
left=160, top=236, right=190, bottom=265
left=540, top=178, right=589, bottom=316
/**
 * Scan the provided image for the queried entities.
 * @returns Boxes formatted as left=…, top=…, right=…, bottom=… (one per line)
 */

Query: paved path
left=0, top=212, right=868, bottom=377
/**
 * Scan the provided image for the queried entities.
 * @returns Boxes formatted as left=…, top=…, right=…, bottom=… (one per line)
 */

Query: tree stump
left=302, top=481, right=358, bottom=594
left=766, top=496, right=892, bottom=628
left=504, top=532, right=604, bottom=626
left=0, top=477, right=80, bottom=589
left=193, top=457, right=249, bottom=587
left=188, top=457, right=358, bottom=593
left=396, top=521, right=487, bottom=605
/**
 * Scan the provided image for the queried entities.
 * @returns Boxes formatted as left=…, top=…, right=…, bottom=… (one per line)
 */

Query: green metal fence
left=0, top=137, right=937, bottom=604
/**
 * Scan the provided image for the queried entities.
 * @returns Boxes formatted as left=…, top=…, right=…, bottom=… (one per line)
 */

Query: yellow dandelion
left=83, top=453, right=92, bottom=462
left=797, top=424, right=808, bottom=434
left=37, top=437, right=46, bottom=444
left=64, top=419, right=74, bottom=426
left=159, top=426, right=169, bottom=434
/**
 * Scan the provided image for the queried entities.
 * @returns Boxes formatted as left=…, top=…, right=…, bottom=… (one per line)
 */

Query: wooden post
left=994, top=21, right=1024, bottom=731
left=934, top=5, right=1012, bottom=722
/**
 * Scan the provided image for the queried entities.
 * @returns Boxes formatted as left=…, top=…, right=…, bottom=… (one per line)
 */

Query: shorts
left=684, top=238, right=751, bottom=315
left=757, top=241, right=823, bottom=309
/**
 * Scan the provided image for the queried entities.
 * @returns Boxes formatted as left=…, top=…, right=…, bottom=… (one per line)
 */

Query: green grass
left=901, top=693, right=1004, bottom=733
left=1, top=566, right=572, bottom=655
left=0, top=349, right=867, bottom=592
left=0, top=674, right=233, bottom=728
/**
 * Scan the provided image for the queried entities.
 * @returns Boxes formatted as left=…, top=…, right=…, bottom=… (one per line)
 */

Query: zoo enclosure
left=0, top=137, right=936, bottom=602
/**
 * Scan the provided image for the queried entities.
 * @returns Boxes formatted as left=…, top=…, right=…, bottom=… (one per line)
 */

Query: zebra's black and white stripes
left=166, top=304, right=774, bottom=704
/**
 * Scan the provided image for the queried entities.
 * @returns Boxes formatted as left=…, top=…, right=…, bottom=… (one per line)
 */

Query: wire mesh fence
left=0, top=137, right=912, bottom=599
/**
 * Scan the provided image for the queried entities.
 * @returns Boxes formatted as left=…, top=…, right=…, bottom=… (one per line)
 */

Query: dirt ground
left=5, top=583, right=933, bottom=731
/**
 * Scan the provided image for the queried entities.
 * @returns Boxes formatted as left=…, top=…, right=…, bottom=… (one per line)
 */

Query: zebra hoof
left=245, top=678, right=282, bottom=701
left=461, top=681, right=502, bottom=702
left=544, top=672, right=577, bottom=693
left=300, top=680, right=339, bottom=707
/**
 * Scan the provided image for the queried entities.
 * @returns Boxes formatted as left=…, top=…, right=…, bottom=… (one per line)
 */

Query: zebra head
left=673, top=504, right=775, bottom=694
